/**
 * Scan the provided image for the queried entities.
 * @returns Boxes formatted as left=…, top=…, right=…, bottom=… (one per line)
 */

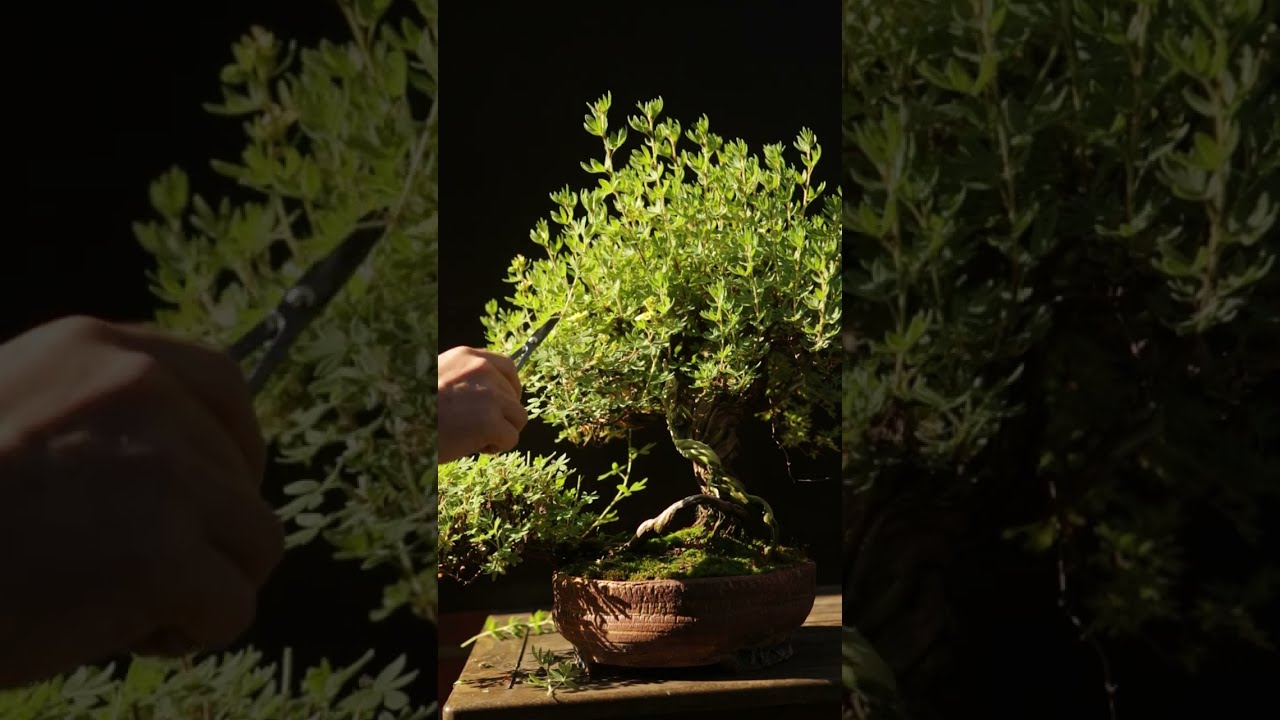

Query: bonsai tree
left=843, top=0, right=1278, bottom=717
left=440, top=96, right=838, bottom=690
left=479, top=93, right=842, bottom=556
left=0, top=0, right=439, bottom=715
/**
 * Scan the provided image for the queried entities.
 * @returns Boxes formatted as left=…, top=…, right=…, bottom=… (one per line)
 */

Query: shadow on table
left=454, top=670, right=515, bottom=692
left=558, top=624, right=840, bottom=694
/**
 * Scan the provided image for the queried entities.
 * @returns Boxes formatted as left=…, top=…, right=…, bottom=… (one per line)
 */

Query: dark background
left=438, top=0, right=844, bottom=617
left=4, top=0, right=437, bottom=709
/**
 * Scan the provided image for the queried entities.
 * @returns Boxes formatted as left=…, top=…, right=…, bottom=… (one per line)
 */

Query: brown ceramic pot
left=552, top=560, right=817, bottom=667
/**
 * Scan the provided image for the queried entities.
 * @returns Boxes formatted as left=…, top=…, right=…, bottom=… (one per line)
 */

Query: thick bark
left=668, top=396, right=748, bottom=532
left=686, top=399, right=743, bottom=492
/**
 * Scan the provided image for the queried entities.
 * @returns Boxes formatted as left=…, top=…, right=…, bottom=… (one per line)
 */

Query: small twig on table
left=460, top=611, right=556, bottom=648
left=509, top=632, right=530, bottom=690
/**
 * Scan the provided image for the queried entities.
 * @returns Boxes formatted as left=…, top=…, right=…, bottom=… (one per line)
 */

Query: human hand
left=0, top=316, right=284, bottom=688
left=437, top=346, right=528, bottom=464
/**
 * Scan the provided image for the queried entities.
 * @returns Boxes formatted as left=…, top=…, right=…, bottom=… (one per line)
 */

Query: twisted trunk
left=686, top=398, right=743, bottom=494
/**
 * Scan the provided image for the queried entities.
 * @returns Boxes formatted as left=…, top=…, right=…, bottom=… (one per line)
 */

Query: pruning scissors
left=226, top=222, right=384, bottom=396
left=507, top=267, right=582, bottom=371
left=226, top=218, right=556, bottom=393
left=509, top=316, right=559, bottom=371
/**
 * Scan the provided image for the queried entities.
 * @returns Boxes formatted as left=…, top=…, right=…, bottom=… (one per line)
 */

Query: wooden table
left=442, top=587, right=841, bottom=720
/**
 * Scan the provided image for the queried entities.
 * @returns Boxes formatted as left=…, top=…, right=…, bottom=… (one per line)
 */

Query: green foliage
left=134, top=0, right=439, bottom=627
left=460, top=610, right=557, bottom=648
left=524, top=647, right=584, bottom=697
left=437, top=440, right=653, bottom=582
left=481, top=93, right=842, bottom=456
left=453, top=619, right=583, bottom=698
left=438, top=453, right=602, bottom=580
left=0, top=650, right=432, bottom=719
left=844, top=0, right=1279, bottom=692
left=455, top=612, right=580, bottom=698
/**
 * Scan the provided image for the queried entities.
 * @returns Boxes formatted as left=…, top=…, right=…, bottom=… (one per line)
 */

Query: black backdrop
left=3, top=0, right=436, bottom=707
left=438, top=0, right=845, bottom=613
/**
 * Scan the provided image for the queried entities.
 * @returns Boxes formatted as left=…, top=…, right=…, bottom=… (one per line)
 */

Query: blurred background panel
left=2, top=0, right=437, bottom=708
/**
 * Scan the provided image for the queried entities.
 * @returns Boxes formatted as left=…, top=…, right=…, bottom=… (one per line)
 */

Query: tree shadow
left=555, top=623, right=840, bottom=694
left=550, top=574, right=633, bottom=656
left=454, top=670, right=515, bottom=691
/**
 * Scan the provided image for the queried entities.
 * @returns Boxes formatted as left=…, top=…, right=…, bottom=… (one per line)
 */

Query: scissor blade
left=292, top=224, right=383, bottom=310
left=511, top=316, right=560, bottom=370
left=225, top=222, right=387, bottom=395
left=227, top=315, right=282, bottom=362
left=530, top=316, right=559, bottom=343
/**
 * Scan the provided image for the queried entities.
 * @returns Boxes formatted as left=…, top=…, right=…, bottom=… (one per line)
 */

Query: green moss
left=560, top=526, right=808, bottom=581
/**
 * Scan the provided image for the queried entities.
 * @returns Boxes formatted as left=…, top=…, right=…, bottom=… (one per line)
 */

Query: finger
left=109, top=322, right=267, bottom=480
left=495, top=389, right=529, bottom=432
left=481, top=415, right=520, bottom=455
left=143, top=543, right=257, bottom=655
left=188, top=466, right=285, bottom=589
left=113, top=410, right=281, bottom=593
left=470, top=348, right=522, bottom=398
left=124, top=356, right=255, bottom=490
left=116, top=357, right=282, bottom=588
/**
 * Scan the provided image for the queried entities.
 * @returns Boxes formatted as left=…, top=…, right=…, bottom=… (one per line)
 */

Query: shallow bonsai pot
left=552, top=560, right=816, bottom=668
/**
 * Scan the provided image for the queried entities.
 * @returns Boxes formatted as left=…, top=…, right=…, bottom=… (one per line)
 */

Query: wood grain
left=443, top=588, right=841, bottom=720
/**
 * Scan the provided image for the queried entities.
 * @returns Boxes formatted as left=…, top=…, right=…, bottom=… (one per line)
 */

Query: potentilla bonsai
left=443, top=93, right=840, bottom=670
left=480, top=93, right=841, bottom=564
left=843, top=0, right=1278, bottom=717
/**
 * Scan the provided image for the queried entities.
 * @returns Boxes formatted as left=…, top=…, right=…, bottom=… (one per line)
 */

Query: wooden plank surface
left=443, top=587, right=842, bottom=719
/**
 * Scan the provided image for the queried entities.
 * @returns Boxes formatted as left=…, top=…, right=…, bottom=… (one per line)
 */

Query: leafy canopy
left=481, top=93, right=842, bottom=453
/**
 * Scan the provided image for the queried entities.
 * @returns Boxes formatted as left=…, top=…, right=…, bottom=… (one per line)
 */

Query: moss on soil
left=560, top=525, right=808, bottom=581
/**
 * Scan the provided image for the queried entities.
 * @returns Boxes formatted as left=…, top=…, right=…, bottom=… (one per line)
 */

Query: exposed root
left=625, top=493, right=747, bottom=548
